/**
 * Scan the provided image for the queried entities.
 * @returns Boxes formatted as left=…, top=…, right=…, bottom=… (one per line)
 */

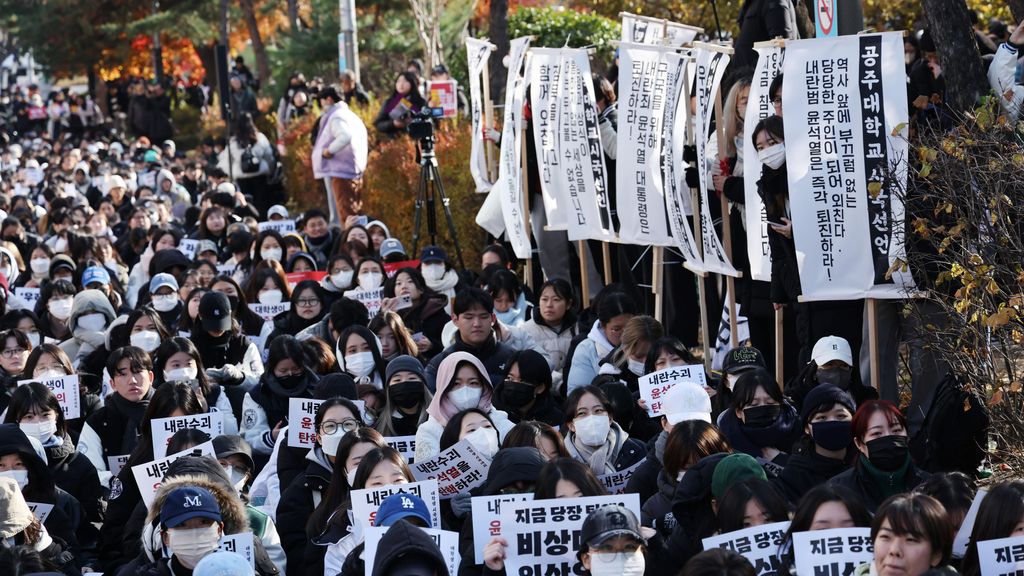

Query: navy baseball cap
left=419, top=245, right=447, bottom=263
left=375, top=493, right=432, bottom=527
left=161, top=486, right=222, bottom=528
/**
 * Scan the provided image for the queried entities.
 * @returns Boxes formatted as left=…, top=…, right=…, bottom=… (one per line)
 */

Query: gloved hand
left=209, top=365, right=244, bottom=385
left=450, top=490, right=473, bottom=518
left=685, top=166, right=700, bottom=189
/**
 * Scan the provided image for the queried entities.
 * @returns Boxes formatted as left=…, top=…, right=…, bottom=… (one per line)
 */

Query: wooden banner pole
left=867, top=298, right=880, bottom=390
left=520, top=123, right=534, bottom=293
left=578, top=240, right=591, bottom=309
left=481, top=59, right=498, bottom=182
left=714, top=72, right=739, bottom=348
left=693, top=188, right=713, bottom=371
left=652, top=246, right=664, bottom=323
left=602, top=242, right=613, bottom=286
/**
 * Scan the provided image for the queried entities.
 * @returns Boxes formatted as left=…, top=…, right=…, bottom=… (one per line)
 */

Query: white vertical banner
left=744, top=44, right=785, bottom=282
left=694, top=43, right=740, bottom=277
left=495, top=36, right=533, bottom=259
left=557, top=48, right=615, bottom=241
left=782, top=32, right=914, bottom=300
left=616, top=43, right=673, bottom=247
left=663, top=51, right=705, bottom=271
left=621, top=13, right=701, bottom=47
left=466, top=38, right=496, bottom=193
left=528, top=49, right=567, bottom=230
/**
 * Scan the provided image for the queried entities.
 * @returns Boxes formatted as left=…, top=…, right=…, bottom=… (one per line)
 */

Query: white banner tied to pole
left=466, top=38, right=496, bottom=193
left=663, top=51, right=705, bottom=270
left=556, top=48, right=615, bottom=241
left=744, top=44, right=785, bottom=282
left=616, top=43, right=673, bottom=247
left=621, top=13, right=701, bottom=47
left=528, top=49, right=567, bottom=230
left=694, top=44, right=740, bottom=277
left=782, top=32, right=915, bottom=301
left=495, top=36, right=533, bottom=259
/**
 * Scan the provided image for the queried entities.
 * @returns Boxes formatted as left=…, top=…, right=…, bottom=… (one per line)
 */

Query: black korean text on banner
left=781, top=32, right=914, bottom=301
left=743, top=44, right=785, bottom=283
left=977, top=535, right=1024, bottom=576
left=529, top=49, right=567, bottom=231
left=703, top=521, right=790, bottom=576
left=693, top=44, right=740, bottom=277
left=662, top=51, right=705, bottom=271
left=616, top=43, right=673, bottom=247
left=793, top=527, right=874, bottom=576
left=470, top=493, right=534, bottom=563
left=555, top=48, right=614, bottom=241
left=466, top=38, right=496, bottom=193
left=496, top=36, right=533, bottom=260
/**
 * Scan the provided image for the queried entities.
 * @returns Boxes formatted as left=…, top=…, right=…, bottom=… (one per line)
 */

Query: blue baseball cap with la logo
left=161, top=486, right=223, bottom=528
left=375, top=492, right=431, bottom=527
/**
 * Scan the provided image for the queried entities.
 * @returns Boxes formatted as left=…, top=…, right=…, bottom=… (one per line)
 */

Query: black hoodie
left=373, top=521, right=450, bottom=576
left=771, top=439, right=851, bottom=506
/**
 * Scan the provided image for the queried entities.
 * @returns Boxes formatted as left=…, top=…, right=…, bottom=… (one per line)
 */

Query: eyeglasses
left=320, top=418, right=360, bottom=435
left=296, top=298, right=320, bottom=308
left=1, top=348, right=26, bottom=358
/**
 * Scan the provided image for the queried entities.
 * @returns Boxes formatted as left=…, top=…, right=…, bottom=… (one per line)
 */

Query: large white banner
left=782, top=32, right=914, bottom=300
left=466, top=38, right=496, bottom=193
left=495, top=37, right=533, bottom=260
left=744, top=44, right=785, bottom=282
left=694, top=44, right=740, bottom=277
left=703, top=521, right=790, bottom=575
left=528, top=49, right=567, bottom=230
left=793, top=527, right=874, bottom=576
left=557, top=48, right=615, bottom=241
left=616, top=43, right=673, bottom=247
left=621, top=13, right=701, bottom=47
left=663, top=51, right=705, bottom=270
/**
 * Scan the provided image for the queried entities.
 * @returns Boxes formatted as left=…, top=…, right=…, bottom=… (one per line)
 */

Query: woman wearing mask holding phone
left=563, top=385, right=646, bottom=476
left=384, top=267, right=448, bottom=359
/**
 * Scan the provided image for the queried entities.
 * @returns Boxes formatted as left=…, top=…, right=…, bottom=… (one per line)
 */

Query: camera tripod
left=411, top=137, right=466, bottom=270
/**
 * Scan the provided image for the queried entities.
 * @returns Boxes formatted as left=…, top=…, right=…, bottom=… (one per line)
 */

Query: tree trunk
left=195, top=41, right=218, bottom=89
left=794, top=0, right=814, bottom=38
left=239, top=0, right=272, bottom=89
left=488, top=0, right=508, bottom=102
left=1009, top=0, right=1024, bottom=25
left=921, top=0, right=988, bottom=114
left=287, top=0, right=299, bottom=30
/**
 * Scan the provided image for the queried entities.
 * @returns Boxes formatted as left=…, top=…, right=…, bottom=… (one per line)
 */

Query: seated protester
left=501, top=421, right=569, bottom=461
left=78, top=345, right=156, bottom=488
left=224, top=225, right=256, bottom=286
left=0, top=476, right=77, bottom=574
left=854, top=493, right=953, bottom=576
left=241, top=335, right=320, bottom=456
left=492, top=349, right=564, bottom=426
left=177, top=286, right=209, bottom=336
left=913, top=472, right=976, bottom=541
left=425, top=288, right=515, bottom=391
left=336, top=325, right=387, bottom=389
left=715, top=479, right=790, bottom=534
left=125, top=227, right=182, bottom=308
left=566, top=292, right=637, bottom=393
left=365, top=221, right=391, bottom=253
left=350, top=257, right=386, bottom=294
left=375, top=355, right=432, bottom=437
left=438, top=408, right=500, bottom=525
left=370, top=512, right=449, bottom=576
left=193, top=291, right=264, bottom=391
left=785, top=336, right=878, bottom=413
left=147, top=272, right=184, bottom=333
left=214, top=434, right=257, bottom=497
left=296, top=296, right=370, bottom=344
left=717, top=368, right=801, bottom=475
left=302, top=337, right=340, bottom=376
left=384, top=267, right=448, bottom=358
left=418, top=246, right=461, bottom=312
left=154, top=336, right=239, bottom=435
left=34, top=279, right=76, bottom=342
left=370, top=311, right=420, bottom=363
left=123, top=307, right=172, bottom=358
left=321, top=254, right=356, bottom=303
left=301, top=427, right=386, bottom=576
left=534, top=457, right=608, bottom=499
left=961, top=481, right=1024, bottom=576
left=486, top=269, right=531, bottom=328
left=285, top=251, right=318, bottom=275
left=140, top=486, right=227, bottom=575
left=57, top=289, right=116, bottom=368
left=772, top=385, right=857, bottom=505
left=0, top=423, right=88, bottom=570
left=263, top=280, right=328, bottom=345
left=299, top=210, right=336, bottom=270
left=640, top=420, right=731, bottom=541
left=82, top=264, right=130, bottom=316
left=17, top=243, right=54, bottom=289
left=280, top=233, right=307, bottom=263
left=0, top=328, right=32, bottom=412
left=1, top=309, right=45, bottom=348
left=23, top=343, right=97, bottom=442
left=244, top=267, right=292, bottom=309
left=563, top=385, right=646, bottom=476
left=829, top=400, right=929, bottom=513
left=415, top=352, right=514, bottom=462
left=775, top=484, right=872, bottom=576
left=334, top=492, right=435, bottom=576
left=518, top=279, right=578, bottom=390
left=715, top=347, right=768, bottom=419
left=210, top=275, right=265, bottom=338
left=253, top=230, right=287, bottom=269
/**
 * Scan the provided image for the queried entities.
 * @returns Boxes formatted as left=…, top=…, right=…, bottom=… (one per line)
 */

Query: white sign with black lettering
left=350, top=479, right=441, bottom=541
left=703, top=521, right=790, bottom=575
left=638, top=365, right=708, bottom=417
left=793, top=527, right=875, bottom=576
left=287, top=398, right=324, bottom=449
left=14, top=287, right=40, bottom=307
left=411, top=438, right=490, bottom=499
left=258, top=219, right=296, bottom=234
left=132, top=441, right=216, bottom=508
left=954, top=489, right=987, bottom=558
left=107, top=454, right=131, bottom=478
left=26, top=502, right=53, bottom=523
left=150, top=413, right=224, bottom=458
left=978, top=535, right=1024, bottom=576
left=343, top=287, right=384, bottom=316
left=471, top=493, right=534, bottom=563
left=596, top=459, right=644, bottom=495
left=218, top=532, right=255, bottom=567
left=248, top=302, right=290, bottom=322
left=178, top=239, right=199, bottom=260
left=384, top=436, right=417, bottom=463
left=19, top=374, right=80, bottom=419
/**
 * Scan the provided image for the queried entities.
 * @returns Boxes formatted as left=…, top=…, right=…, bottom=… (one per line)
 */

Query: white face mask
left=29, top=258, right=50, bottom=275
left=130, top=330, right=161, bottom=352
left=19, top=419, right=57, bottom=443
left=35, top=368, right=65, bottom=381
left=26, top=332, right=40, bottom=348
left=358, top=272, right=383, bottom=291
left=260, top=248, right=283, bottom=262
left=52, top=237, right=67, bottom=253
left=726, top=374, right=741, bottom=392
left=574, top=414, right=611, bottom=447
left=331, top=270, right=353, bottom=289
left=344, top=351, right=375, bottom=379
left=465, top=427, right=498, bottom=460
left=627, top=359, right=645, bottom=376
left=167, top=524, right=221, bottom=569
left=0, top=470, right=28, bottom=490
left=224, top=465, right=247, bottom=492
left=447, top=385, right=483, bottom=412
left=165, top=366, right=199, bottom=382
left=48, top=298, right=73, bottom=320
left=758, top=142, right=786, bottom=170
left=258, top=289, right=283, bottom=305
left=421, top=263, right=445, bottom=282
left=320, top=430, right=345, bottom=457
left=152, top=294, right=179, bottom=312
left=589, top=550, right=646, bottom=576
left=77, top=312, right=107, bottom=332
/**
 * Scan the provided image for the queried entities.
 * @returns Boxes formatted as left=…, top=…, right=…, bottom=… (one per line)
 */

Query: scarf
left=109, top=388, right=153, bottom=455
left=255, top=371, right=315, bottom=426
left=425, top=269, right=459, bottom=295
left=718, top=403, right=801, bottom=457
left=566, top=422, right=627, bottom=476
left=73, top=327, right=107, bottom=364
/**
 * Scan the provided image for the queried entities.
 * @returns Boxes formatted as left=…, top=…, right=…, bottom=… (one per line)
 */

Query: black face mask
left=501, top=381, right=536, bottom=409
left=277, top=373, right=304, bottom=389
left=742, top=404, right=781, bottom=428
left=817, top=368, right=852, bottom=390
left=226, top=295, right=240, bottom=314
left=389, top=381, right=423, bottom=409
left=811, top=420, right=853, bottom=451
left=865, top=435, right=909, bottom=471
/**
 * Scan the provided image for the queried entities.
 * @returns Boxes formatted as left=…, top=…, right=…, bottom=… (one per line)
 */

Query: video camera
left=407, top=107, right=444, bottom=142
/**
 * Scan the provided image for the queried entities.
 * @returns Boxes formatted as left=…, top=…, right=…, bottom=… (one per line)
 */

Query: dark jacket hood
left=482, top=447, right=546, bottom=495
left=371, top=521, right=450, bottom=576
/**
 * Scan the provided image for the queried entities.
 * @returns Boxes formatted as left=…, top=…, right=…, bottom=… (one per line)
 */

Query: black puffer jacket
left=372, top=521, right=450, bottom=576
left=771, top=439, right=852, bottom=506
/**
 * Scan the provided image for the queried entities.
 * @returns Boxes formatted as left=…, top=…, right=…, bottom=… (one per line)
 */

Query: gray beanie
left=385, top=355, right=425, bottom=383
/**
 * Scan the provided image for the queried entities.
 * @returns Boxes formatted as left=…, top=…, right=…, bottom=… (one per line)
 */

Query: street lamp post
left=338, top=0, right=360, bottom=83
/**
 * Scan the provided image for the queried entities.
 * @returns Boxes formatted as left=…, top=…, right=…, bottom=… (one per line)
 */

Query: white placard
left=343, top=287, right=384, bottom=317
left=621, top=13, right=700, bottom=47
left=466, top=38, right=496, bottom=193
left=978, top=535, right=1024, bottom=576
left=26, top=501, right=53, bottom=523
left=495, top=36, right=533, bottom=259
left=596, top=459, right=644, bottom=495
left=782, top=32, right=915, bottom=301
left=150, top=413, right=224, bottom=458
left=793, top=527, right=875, bottom=576
left=364, top=526, right=459, bottom=576
left=350, top=479, right=441, bottom=540
left=132, top=441, right=217, bottom=508
left=638, top=365, right=708, bottom=417
left=14, top=287, right=40, bottom=307
left=107, top=454, right=131, bottom=478
left=703, top=521, right=790, bottom=575
left=954, top=489, right=988, bottom=558
left=258, top=219, right=296, bottom=234
left=470, top=493, right=534, bottom=563
left=384, top=436, right=417, bottom=463
left=502, top=494, right=641, bottom=576
left=218, top=532, right=255, bottom=567
left=19, top=374, right=80, bottom=419
left=528, top=48, right=567, bottom=231
left=743, top=44, right=784, bottom=282
left=177, top=239, right=199, bottom=260
left=248, top=302, right=290, bottom=322
left=286, top=398, right=324, bottom=449
left=411, top=438, right=491, bottom=499
left=662, top=52, right=705, bottom=271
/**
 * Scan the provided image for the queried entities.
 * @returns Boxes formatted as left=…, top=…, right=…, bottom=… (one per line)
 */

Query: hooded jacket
left=566, top=321, right=615, bottom=393
left=771, top=439, right=851, bottom=506
left=717, top=402, right=802, bottom=470
left=58, top=289, right=116, bottom=367
left=372, top=521, right=450, bottom=576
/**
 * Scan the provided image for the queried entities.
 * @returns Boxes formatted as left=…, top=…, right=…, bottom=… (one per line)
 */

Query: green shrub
left=509, top=7, right=620, bottom=65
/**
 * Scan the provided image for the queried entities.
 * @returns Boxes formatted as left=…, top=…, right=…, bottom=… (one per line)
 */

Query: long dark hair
left=533, top=457, right=607, bottom=499
left=232, top=112, right=258, bottom=146
left=716, top=479, right=790, bottom=534
left=439, top=408, right=495, bottom=451
left=962, top=481, right=1024, bottom=576
left=395, top=71, right=423, bottom=103
left=152, top=336, right=212, bottom=395
left=4, top=382, right=67, bottom=438
left=123, top=381, right=208, bottom=471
